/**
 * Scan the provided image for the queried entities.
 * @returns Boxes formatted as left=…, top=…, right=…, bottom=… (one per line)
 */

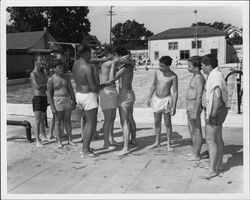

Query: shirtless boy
left=99, top=47, right=119, bottom=149
left=30, top=55, right=48, bottom=148
left=147, top=56, right=178, bottom=151
left=72, top=43, right=111, bottom=157
left=111, top=47, right=137, bottom=156
left=186, top=56, right=205, bottom=161
left=200, top=54, right=229, bottom=179
left=47, top=60, right=76, bottom=148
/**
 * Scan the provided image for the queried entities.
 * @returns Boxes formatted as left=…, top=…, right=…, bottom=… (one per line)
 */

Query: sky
left=88, top=4, right=243, bottom=44
left=5, top=1, right=244, bottom=44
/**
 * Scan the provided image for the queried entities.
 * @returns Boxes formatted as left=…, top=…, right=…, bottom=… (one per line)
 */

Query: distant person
left=47, top=59, right=76, bottom=149
left=30, top=55, right=48, bottom=148
left=72, top=43, right=112, bottom=158
left=111, top=47, right=137, bottom=156
left=200, top=54, right=229, bottom=179
left=186, top=56, right=205, bottom=161
left=147, top=56, right=178, bottom=151
left=99, top=47, right=119, bottom=149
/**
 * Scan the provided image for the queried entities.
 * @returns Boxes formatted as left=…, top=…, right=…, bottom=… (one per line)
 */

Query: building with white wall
left=148, top=26, right=227, bottom=66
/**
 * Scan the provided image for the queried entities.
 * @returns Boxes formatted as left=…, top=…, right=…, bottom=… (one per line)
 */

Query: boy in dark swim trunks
left=30, top=55, right=49, bottom=148
left=200, top=54, right=229, bottom=179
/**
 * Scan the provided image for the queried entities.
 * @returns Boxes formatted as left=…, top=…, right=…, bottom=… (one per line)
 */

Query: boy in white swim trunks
left=147, top=56, right=178, bottom=151
left=72, top=43, right=112, bottom=158
left=47, top=60, right=76, bottom=148
left=186, top=56, right=205, bottom=161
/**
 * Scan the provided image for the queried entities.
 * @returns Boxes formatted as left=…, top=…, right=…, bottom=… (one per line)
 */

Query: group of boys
left=30, top=43, right=228, bottom=179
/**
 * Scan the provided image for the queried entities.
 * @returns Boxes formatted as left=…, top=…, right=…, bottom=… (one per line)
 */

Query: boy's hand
left=147, top=99, right=151, bottom=107
left=171, top=109, right=176, bottom=116
left=190, top=111, right=197, bottom=120
left=51, top=107, right=57, bottom=114
left=71, top=102, right=76, bottom=110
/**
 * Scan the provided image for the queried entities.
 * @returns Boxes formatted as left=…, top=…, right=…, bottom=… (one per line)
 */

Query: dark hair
left=159, top=56, right=173, bottom=66
left=188, top=56, right=202, bottom=70
left=32, top=54, right=42, bottom=65
left=114, top=47, right=128, bottom=56
left=77, top=43, right=91, bottom=55
left=103, top=46, right=113, bottom=56
left=201, top=54, right=218, bottom=68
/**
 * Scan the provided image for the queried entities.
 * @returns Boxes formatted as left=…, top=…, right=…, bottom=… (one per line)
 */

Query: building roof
left=149, top=26, right=225, bottom=41
left=7, top=30, right=62, bottom=51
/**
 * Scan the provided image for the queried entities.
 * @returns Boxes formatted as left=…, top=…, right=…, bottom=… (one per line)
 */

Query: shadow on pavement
left=222, top=144, right=243, bottom=173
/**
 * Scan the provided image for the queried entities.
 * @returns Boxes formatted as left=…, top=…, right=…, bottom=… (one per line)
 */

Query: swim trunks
left=118, top=90, right=135, bottom=109
left=100, top=88, right=118, bottom=110
left=206, top=104, right=228, bottom=126
left=76, top=92, right=98, bottom=111
left=32, top=96, right=48, bottom=112
left=53, top=96, right=72, bottom=112
left=186, top=100, right=203, bottom=120
left=151, top=94, right=173, bottom=114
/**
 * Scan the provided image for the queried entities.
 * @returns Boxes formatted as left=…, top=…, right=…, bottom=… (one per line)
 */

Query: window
left=192, top=40, right=202, bottom=48
left=180, top=50, right=190, bottom=59
left=169, top=42, right=178, bottom=50
left=211, top=49, right=218, bottom=58
left=154, top=51, right=159, bottom=60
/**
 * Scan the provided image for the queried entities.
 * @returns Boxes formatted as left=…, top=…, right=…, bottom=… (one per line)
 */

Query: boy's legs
left=110, top=109, right=119, bottom=145
left=117, top=106, right=130, bottom=155
left=187, top=112, right=195, bottom=148
left=80, top=111, right=86, bottom=142
left=48, top=114, right=55, bottom=139
left=34, top=111, right=44, bottom=148
left=216, top=126, right=224, bottom=170
left=40, top=112, right=48, bottom=141
left=103, top=109, right=115, bottom=149
left=149, top=112, right=162, bottom=148
left=163, top=112, right=173, bottom=152
left=200, top=124, right=219, bottom=178
left=128, top=106, right=137, bottom=145
left=188, top=117, right=203, bottom=160
left=81, top=108, right=98, bottom=156
left=64, top=108, right=76, bottom=145
left=54, top=111, right=64, bottom=148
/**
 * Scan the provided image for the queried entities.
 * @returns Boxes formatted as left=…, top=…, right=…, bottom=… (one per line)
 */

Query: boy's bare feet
left=68, top=141, right=77, bottom=146
left=36, top=142, right=45, bottom=148
left=129, top=139, right=137, bottom=146
left=187, top=155, right=200, bottom=161
left=148, top=143, right=161, bottom=149
left=111, top=140, right=120, bottom=146
left=199, top=171, right=218, bottom=179
left=117, top=149, right=130, bottom=156
left=167, top=145, right=174, bottom=152
left=103, top=145, right=116, bottom=150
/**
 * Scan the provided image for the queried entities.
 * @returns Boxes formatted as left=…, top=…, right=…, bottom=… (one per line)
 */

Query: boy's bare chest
left=53, top=77, right=68, bottom=88
left=36, top=73, right=47, bottom=84
left=156, top=72, right=173, bottom=84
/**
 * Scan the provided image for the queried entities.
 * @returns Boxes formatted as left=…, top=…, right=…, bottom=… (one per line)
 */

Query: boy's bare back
left=155, top=69, right=177, bottom=98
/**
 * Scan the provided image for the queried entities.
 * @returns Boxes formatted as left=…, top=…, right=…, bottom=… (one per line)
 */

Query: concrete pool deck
left=2, top=103, right=247, bottom=198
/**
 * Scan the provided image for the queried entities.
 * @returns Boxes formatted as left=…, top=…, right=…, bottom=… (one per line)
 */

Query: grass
left=7, top=67, right=237, bottom=109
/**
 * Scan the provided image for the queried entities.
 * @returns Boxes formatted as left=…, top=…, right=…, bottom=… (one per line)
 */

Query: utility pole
left=107, top=6, right=115, bottom=45
left=194, top=10, right=199, bottom=55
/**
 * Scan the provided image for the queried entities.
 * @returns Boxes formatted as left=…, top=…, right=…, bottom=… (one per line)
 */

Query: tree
left=6, top=7, right=91, bottom=43
left=111, top=20, right=153, bottom=50
left=227, top=32, right=243, bottom=45
left=191, top=21, right=231, bottom=30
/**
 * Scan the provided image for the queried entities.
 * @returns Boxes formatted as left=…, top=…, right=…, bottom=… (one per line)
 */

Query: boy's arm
left=30, top=72, right=47, bottom=90
left=85, top=66, right=99, bottom=93
left=66, top=74, right=76, bottom=103
left=210, top=86, right=222, bottom=117
left=191, top=76, right=205, bottom=119
left=147, top=71, right=157, bottom=106
left=171, top=74, right=178, bottom=116
left=89, top=57, right=110, bottom=64
left=47, top=78, right=56, bottom=113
